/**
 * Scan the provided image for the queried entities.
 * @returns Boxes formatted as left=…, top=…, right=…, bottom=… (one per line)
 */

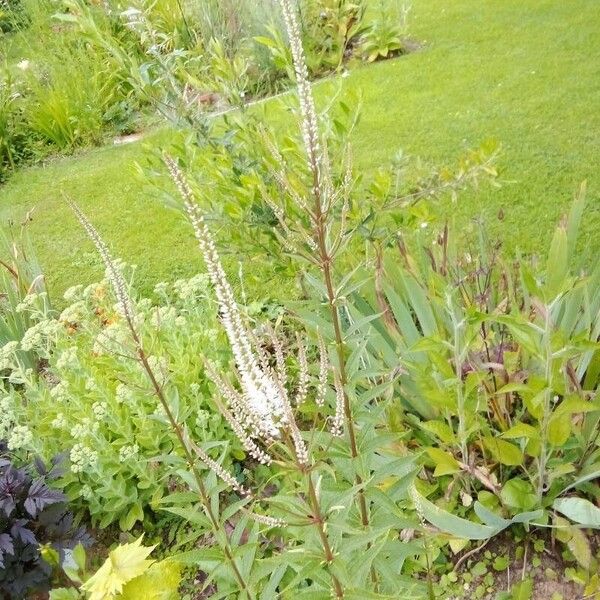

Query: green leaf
left=547, top=411, right=572, bottom=447
left=510, top=578, right=533, bottom=600
left=119, top=502, right=144, bottom=531
left=482, top=437, right=523, bottom=466
left=51, top=12, right=79, bottom=23
left=500, top=479, right=538, bottom=511
left=501, top=423, right=540, bottom=440
left=546, top=220, right=568, bottom=298
left=421, top=420, right=456, bottom=444
left=82, top=536, right=156, bottom=600
left=410, top=487, right=497, bottom=540
left=553, top=497, right=600, bottom=528
left=426, top=448, right=461, bottom=476
left=553, top=396, right=599, bottom=417
left=560, top=464, right=600, bottom=494
left=120, top=559, right=182, bottom=600
left=569, top=527, right=592, bottom=569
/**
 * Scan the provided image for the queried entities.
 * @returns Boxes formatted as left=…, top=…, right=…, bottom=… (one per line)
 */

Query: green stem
left=131, top=330, right=254, bottom=599
left=305, top=470, right=345, bottom=599
left=537, top=307, right=553, bottom=501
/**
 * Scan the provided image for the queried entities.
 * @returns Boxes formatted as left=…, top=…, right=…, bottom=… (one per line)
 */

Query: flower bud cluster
left=56, top=346, right=78, bottom=371
left=21, top=319, right=61, bottom=352
left=70, top=443, right=98, bottom=474
left=119, top=444, right=139, bottom=463
left=8, top=425, right=33, bottom=451
left=0, top=341, right=18, bottom=371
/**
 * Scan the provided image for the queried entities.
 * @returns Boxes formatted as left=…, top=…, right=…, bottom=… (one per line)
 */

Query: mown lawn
left=1, top=0, right=599, bottom=299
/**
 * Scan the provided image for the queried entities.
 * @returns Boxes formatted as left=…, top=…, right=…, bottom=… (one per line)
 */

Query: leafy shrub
left=0, top=450, right=91, bottom=599
left=347, top=183, right=600, bottom=566
left=0, top=66, right=32, bottom=181
left=359, top=2, right=409, bottom=63
left=300, top=0, right=367, bottom=72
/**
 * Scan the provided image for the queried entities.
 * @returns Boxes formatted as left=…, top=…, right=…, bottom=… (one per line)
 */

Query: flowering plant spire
left=164, top=157, right=339, bottom=465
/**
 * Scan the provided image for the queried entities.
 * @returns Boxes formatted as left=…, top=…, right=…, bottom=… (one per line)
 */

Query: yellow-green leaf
left=426, top=448, right=461, bottom=476
left=501, top=423, right=539, bottom=440
left=554, top=396, right=599, bottom=417
left=82, top=537, right=156, bottom=600
left=482, top=437, right=523, bottom=466
left=119, top=559, right=182, bottom=600
left=421, top=420, right=456, bottom=444
left=548, top=411, right=572, bottom=446
left=546, top=222, right=568, bottom=298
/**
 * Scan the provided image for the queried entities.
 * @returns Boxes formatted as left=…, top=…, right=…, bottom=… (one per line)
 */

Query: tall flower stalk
left=164, top=160, right=346, bottom=598
left=68, top=201, right=254, bottom=600
left=274, top=0, right=371, bottom=530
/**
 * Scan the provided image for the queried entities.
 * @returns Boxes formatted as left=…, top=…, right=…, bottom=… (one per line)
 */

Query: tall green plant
left=346, top=184, right=600, bottom=568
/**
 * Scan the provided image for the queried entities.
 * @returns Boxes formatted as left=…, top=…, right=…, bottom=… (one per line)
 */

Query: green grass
left=1, top=0, right=599, bottom=299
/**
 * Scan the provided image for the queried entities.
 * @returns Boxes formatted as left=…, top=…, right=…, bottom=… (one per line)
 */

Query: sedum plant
left=8, top=265, right=239, bottom=531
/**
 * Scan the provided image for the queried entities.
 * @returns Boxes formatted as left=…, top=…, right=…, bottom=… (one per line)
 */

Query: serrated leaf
left=81, top=536, right=156, bottom=600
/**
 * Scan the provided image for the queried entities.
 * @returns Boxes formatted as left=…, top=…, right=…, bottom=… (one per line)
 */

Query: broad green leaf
left=474, top=503, right=542, bottom=530
left=119, top=501, right=144, bottom=531
left=482, top=437, right=523, bottom=466
left=547, top=411, right=571, bottom=447
left=421, top=420, right=456, bottom=444
left=568, top=527, right=592, bottom=570
left=500, top=479, right=537, bottom=511
left=553, top=396, right=599, bottom=417
left=494, top=382, right=531, bottom=395
left=473, top=502, right=509, bottom=529
left=553, top=497, right=600, bottom=528
left=72, top=543, right=86, bottom=572
left=510, top=578, right=533, bottom=600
